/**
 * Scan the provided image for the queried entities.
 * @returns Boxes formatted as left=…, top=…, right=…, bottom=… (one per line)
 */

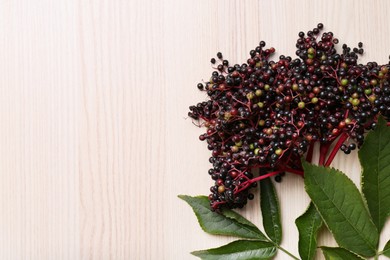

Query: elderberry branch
left=189, top=23, right=390, bottom=210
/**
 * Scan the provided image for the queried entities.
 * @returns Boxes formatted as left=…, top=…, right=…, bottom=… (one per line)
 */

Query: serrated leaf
left=321, top=247, right=365, bottom=260
left=179, top=195, right=268, bottom=240
left=359, top=116, right=390, bottom=232
left=220, top=208, right=259, bottom=227
left=302, top=161, right=379, bottom=257
left=383, top=239, right=390, bottom=257
left=260, top=177, right=282, bottom=244
left=191, top=240, right=277, bottom=260
left=295, top=202, right=323, bottom=260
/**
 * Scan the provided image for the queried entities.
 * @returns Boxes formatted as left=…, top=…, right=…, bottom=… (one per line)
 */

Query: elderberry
left=189, top=23, right=390, bottom=210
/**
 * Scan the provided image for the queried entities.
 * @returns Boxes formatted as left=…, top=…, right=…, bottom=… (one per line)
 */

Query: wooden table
left=0, top=0, right=389, bottom=259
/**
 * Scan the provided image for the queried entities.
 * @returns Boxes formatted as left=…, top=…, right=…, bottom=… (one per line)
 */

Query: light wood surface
left=0, top=0, right=389, bottom=259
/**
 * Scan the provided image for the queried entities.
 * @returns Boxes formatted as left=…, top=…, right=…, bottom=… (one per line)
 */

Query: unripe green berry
left=341, top=79, right=348, bottom=86
left=351, top=98, right=360, bottom=106
left=224, top=112, right=232, bottom=120
left=246, top=92, right=254, bottom=100
left=231, top=146, right=239, bottom=152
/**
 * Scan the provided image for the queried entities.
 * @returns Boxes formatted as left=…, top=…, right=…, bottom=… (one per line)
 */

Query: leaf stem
left=276, top=244, right=300, bottom=260
left=377, top=250, right=383, bottom=255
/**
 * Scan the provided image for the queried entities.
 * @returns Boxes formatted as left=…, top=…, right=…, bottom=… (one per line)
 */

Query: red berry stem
left=324, top=133, right=349, bottom=166
left=234, top=170, right=283, bottom=194
left=319, top=142, right=330, bottom=166
left=235, top=166, right=304, bottom=195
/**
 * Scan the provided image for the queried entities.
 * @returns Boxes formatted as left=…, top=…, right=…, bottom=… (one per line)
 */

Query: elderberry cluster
left=188, top=23, right=390, bottom=210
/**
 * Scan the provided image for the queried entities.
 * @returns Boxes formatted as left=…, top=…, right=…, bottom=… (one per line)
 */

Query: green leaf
left=383, top=239, right=390, bottom=257
left=178, top=195, right=268, bottom=240
left=220, top=208, right=259, bottom=228
left=302, top=161, right=379, bottom=257
left=191, top=240, right=277, bottom=260
left=359, top=116, right=390, bottom=232
left=295, top=202, right=323, bottom=260
left=260, top=177, right=282, bottom=244
left=321, top=247, right=365, bottom=260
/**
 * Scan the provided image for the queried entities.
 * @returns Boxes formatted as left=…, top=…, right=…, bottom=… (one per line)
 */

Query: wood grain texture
left=0, top=0, right=389, bottom=259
